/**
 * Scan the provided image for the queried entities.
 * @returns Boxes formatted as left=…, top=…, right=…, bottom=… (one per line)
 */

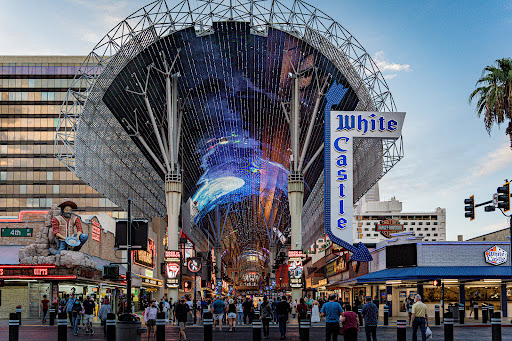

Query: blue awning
left=356, top=266, right=512, bottom=283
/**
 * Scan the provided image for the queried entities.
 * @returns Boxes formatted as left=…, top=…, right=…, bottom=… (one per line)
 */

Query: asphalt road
left=0, top=324, right=509, bottom=341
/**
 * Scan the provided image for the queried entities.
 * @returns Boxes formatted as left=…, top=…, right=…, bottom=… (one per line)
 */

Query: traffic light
left=497, top=182, right=510, bottom=212
left=103, top=265, right=119, bottom=280
left=433, top=279, right=442, bottom=287
left=464, top=195, right=475, bottom=220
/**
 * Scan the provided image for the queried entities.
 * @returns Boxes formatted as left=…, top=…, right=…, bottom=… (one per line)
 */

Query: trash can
left=448, top=305, right=459, bottom=322
left=116, top=313, right=145, bottom=341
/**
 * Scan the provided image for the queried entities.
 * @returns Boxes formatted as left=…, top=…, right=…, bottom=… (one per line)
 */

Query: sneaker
left=91, top=329, right=94, bottom=334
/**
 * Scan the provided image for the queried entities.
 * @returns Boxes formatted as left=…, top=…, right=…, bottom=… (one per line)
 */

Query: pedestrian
left=272, top=298, right=278, bottom=324
left=71, top=297, right=84, bottom=336
left=243, top=297, right=252, bottom=325
left=83, top=295, right=95, bottom=335
left=311, top=300, right=321, bottom=323
left=410, top=294, right=428, bottom=341
left=340, top=304, right=359, bottom=341
left=321, top=294, right=344, bottom=341
left=164, top=298, right=170, bottom=320
left=175, top=296, right=190, bottom=341
left=297, top=298, right=308, bottom=340
left=144, top=300, right=158, bottom=341
left=227, top=298, right=237, bottom=331
left=41, top=294, right=49, bottom=323
left=361, top=296, right=378, bottom=341
left=406, top=297, right=413, bottom=323
left=211, top=295, right=226, bottom=331
left=237, top=299, right=244, bottom=325
left=276, top=295, right=291, bottom=340
left=260, top=296, right=273, bottom=339
left=98, top=298, right=111, bottom=337
left=66, top=294, right=76, bottom=326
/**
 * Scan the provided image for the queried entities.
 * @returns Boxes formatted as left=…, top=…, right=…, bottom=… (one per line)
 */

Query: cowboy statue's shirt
left=52, top=215, right=82, bottom=240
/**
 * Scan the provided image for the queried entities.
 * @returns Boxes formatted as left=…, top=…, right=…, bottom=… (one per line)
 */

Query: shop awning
left=356, top=266, right=512, bottom=283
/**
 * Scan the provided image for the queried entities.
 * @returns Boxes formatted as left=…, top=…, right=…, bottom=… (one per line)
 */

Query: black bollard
left=57, top=312, right=67, bottom=341
left=106, top=313, right=116, bottom=341
left=384, top=305, right=389, bottom=326
left=444, top=311, right=454, bottom=341
left=253, top=319, right=262, bottom=341
left=435, top=305, right=440, bottom=325
left=397, top=319, right=406, bottom=341
left=358, top=307, right=363, bottom=326
left=473, top=303, right=479, bottom=320
left=489, top=305, right=495, bottom=319
left=203, top=310, right=213, bottom=341
left=482, top=305, right=488, bottom=324
left=459, top=303, right=465, bottom=325
left=49, top=308, right=55, bottom=326
left=156, top=312, right=166, bottom=341
left=15, top=305, right=21, bottom=326
left=491, top=312, right=502, bottom=341
left=9, top=312, right=19, bottom=341
left=299, top=319, right=310, bottom=341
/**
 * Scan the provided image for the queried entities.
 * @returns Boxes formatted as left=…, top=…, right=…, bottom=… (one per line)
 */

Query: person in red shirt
left=50, top=200, right=88, bottom=255
left=340, top=304, right=359, bottom=341
left=41, top=295, right=49, bottom=323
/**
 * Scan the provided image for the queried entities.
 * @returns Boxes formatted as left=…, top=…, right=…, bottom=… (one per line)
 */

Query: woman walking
left=144, top=300, right=158, bottom=341
left=260, top=296, right=273, bottom=339
left=311, top=300, right=321, bottom=323
left=340, top=305, right=359, bottom=341
left=227, top=299, right=237, bottom=331
left=237, top=299, right=244, bottom=325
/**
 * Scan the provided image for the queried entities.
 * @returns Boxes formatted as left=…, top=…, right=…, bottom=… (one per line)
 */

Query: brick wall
left=0, top=286, right=28, bottom=319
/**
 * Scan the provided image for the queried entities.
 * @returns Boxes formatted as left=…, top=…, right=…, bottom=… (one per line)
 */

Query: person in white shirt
left=144, top=300, right=158, bottom=341
left=164, top=299, right=171, bottom=320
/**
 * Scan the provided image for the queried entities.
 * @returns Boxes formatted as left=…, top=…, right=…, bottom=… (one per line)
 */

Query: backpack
left=298, top=305, right=307, bottom=319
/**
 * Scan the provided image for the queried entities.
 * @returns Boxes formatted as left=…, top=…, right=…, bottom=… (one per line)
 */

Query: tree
left=469, top=58, right=512, bottom=147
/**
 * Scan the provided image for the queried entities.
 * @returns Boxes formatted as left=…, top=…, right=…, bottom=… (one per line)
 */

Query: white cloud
left=384, top=74, right=398, bottom=80
left=471, top=142, right=512, bottom=178
left=480, top=222, right=508, bottom=232
left=373, top=50, right=412, bottom=74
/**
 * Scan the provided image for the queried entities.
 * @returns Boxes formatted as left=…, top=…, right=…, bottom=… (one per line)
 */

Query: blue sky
left=2, top=0, right=512, bottom=240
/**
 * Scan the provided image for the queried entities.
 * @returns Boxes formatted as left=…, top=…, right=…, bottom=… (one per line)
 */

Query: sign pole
left=126, top=199, right=133, bottom=314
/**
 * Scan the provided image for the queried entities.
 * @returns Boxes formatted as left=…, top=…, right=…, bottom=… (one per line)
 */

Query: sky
left=1, top=0, right=512, bottom=240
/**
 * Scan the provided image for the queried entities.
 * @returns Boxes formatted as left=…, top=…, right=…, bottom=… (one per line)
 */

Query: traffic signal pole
left=127, top=199, right=133, bottom=313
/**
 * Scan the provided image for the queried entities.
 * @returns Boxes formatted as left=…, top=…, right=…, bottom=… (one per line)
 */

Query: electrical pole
left=126, top=198, right=133, bottom=314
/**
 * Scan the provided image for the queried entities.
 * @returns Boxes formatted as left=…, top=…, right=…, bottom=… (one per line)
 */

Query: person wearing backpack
left=260, top=296, right=273, bottom=339
left=297, top=298, right=308, bottom=340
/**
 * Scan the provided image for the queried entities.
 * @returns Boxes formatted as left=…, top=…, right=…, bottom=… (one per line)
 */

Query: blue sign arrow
left=324, top=226, right=373, bottom=262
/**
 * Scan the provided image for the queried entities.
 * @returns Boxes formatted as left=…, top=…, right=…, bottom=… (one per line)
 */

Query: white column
left=288, top=171, right=304, bottom=305
left=166, top=171, right=182, bottom=302
left=215, top=245, right=223, bottom=294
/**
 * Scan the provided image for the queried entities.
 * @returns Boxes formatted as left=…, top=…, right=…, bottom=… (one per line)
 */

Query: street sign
left=1, top=228, right=33, bottom=237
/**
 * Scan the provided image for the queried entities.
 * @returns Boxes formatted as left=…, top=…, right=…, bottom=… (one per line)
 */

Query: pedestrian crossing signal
left=433, top=279, right=441, bottom=287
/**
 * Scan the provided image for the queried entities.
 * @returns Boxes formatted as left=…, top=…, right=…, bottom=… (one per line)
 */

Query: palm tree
left=469, top=58, right=512, bottom=147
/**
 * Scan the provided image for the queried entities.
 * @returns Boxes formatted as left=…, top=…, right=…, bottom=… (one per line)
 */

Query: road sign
left=1, top=228, right=33, bottom=237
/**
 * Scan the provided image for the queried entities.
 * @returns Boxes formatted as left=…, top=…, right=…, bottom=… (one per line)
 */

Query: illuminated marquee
left=133, top=239, right=156, bottom=269
left=326, top=111, right=405, bottom=249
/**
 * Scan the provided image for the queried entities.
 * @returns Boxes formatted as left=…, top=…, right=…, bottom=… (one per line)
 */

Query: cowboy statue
left=49, top=199, right=88, bottom=255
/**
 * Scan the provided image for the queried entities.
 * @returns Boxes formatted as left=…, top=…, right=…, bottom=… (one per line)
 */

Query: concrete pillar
left=166, top=171, right=182, bottom=302
left=386, top=286, right=393, bottom=317
left=269, top=246, right=277, bottom=289
left=501, top=284, right=508, bottom=318
left=215, top=245, right=223, bottom=294
left=288, top=171, right=304, bottom=305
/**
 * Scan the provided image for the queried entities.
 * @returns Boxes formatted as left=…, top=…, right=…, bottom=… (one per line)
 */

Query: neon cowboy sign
left=325, top=111, right=405, bottom=261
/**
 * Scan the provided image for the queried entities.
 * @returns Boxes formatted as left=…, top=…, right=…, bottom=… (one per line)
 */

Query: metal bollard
left=203, top=310, right=213, bottom=341
left=459, top=303, right=465, bottom=324
left=106, top=313, right=116, bottom=341
left=482, top=305, right=488, bottom=323
left=9, top=313, right=19, bottom=341
left=384, top=305, right=389, bottom=326
left=444, top=312, right=454, bottom=341
left=57, top=312, right=68, bottom=341
left=488, top=305, right=495, bottom=319
left=491, top=312, right=502, bottom=341
left=299, top=319, right=310, bottom=341
left=49, top=308, right=55, bottom=326
left=253, top=319, right=262, bottom=341
left=435, top=305, right=440, bottom=325
left=397, top=319, right=407, bottom=341
left=358, top=307, right=363, bottom=326
left=16, top=305, right=21, bottom=326
left=473, top=304, right=479, bottom=320
left=156, top=312, right=166, bottom=341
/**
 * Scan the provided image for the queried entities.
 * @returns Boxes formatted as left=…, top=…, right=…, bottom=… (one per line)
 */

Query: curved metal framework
left=55, top=0, right=402, bottom=277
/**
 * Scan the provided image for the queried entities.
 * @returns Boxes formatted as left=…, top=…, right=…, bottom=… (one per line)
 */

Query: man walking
left=83, top=295, right=96, bottom=335
left=211, top=296, right=226, bottom=331
left=175, top=297, right=190, bottom=341
left=276, top=296, right=291, bottom=340
left=41, top=295, right=49, bottom=323
left=361, top=296, right=378, bottom=341
left=410, top=295, right=428, bottom=341
left=98, top=298, right=111, bottom=337
left=320, top=294, right=344, bottom=341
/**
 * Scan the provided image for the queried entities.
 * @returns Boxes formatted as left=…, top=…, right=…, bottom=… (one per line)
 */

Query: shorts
left=227, top=312, right=236, bottom=319
left=179, top=322, right=186, bottom=330
left=83, top=314, right=94, bottom=324
left=146, top=319, right=156, bottom=326
left=213, top=313, right=223, bottom=321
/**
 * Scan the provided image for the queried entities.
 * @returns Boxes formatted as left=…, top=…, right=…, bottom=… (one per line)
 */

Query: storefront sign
left=91, top=218, right=101, bottom=242
left=0, top=264, right=102, bottom=280
left=326, top=111, right=405, bottom=254
left=1, top=227, right=33, bottom=237
left=164, top=250, right=181, bottom=262
left=288, top=250, right=304, bottom=288
left=141, top=276, right=162, bottom=286
left=485, top=245, right=508, bottom=266
left=319, top=278, right=328, bottom=286
left=187, top=258, right=202, bottom=273
left=376, top=219, right=404, bottom=238
left=288, top=250, right=305, bottom=258
left=166, top=262, right=180, bottom=288
left=133, top=239, right=155, bottom=269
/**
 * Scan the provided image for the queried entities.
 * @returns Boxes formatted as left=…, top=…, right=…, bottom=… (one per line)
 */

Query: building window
left=419, top=222, right=423, bottom=225
left=434, top=233, right=438, bottom=236
left=19, top=185, right=26, bottom=194
left=417, top=228, right=421, bottom=231
left=374, top=234, right=378, bottom=237
left=434, top=222, right=438, bottom=225
left=0, top=172, right=6, bottom=181
left=46, top=172, right=53, bottom=181
left=366, top=222, right=370, bottom=225
left=427, top=233, right=431, bottom=236
left=404, top=222, right=408, bottom=225
left=364, top=228, right=369, bottom=231
left=411, top=222, right=416, bottom=225
left=426, top=222, right=431, bottom=225
left=53, top=185, right=59, bottom=194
